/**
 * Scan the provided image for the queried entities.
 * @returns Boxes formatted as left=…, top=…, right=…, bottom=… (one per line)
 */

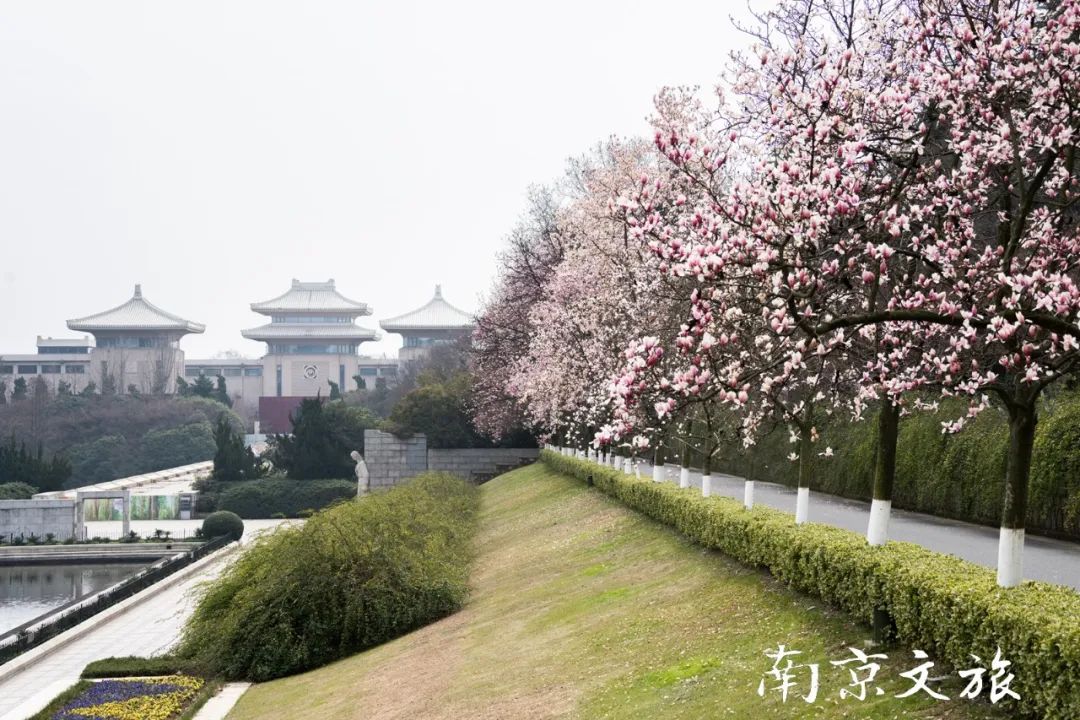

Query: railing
left=0, top=534, right=231, bottom=666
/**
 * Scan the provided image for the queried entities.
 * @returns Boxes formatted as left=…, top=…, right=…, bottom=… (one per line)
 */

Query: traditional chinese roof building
left=61, top=284, right=204, bottom=394
left=242, top=280, right=385, bottom=411
left=380, top=285, right=474, bottom=362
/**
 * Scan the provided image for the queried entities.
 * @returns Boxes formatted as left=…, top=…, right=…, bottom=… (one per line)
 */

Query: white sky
left=0, top=1, right=760, bottom=359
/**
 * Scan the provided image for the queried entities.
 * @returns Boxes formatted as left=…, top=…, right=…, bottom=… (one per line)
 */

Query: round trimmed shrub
left=202, top=511, right=244, bottom=541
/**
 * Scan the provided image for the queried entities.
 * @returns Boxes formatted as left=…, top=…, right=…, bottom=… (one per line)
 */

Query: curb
left=0, top=542, right=238, bottom=686
left=192, top=682, right=252, bottom=720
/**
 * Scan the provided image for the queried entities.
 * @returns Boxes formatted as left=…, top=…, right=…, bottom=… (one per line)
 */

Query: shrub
left=0, top=482, right=37, bottom=499
left=179, top=472, right=479, bottom=681
left=215, top=478, right=356, bottom=518
left=541, top=450, right=1080, bottom=720
left=201, top=511, right=244, bottom=540
left=81, top=655, right=199, bottom=679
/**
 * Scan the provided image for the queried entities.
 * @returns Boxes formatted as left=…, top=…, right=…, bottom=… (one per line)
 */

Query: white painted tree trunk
left=679, top=467, right=690, bottom=489
left=702, top=475, right=712, bottom=497
left=743, top=480, right=755, bottom=510
left=997, top=527, right=1025, bottom=588
left=652, top=464, right=664, bottom=483
left=635, top=461, right=642, bottom=479
left=795, top=487, right=810, bottom=525
left=866, top=499, right=892, bottom=546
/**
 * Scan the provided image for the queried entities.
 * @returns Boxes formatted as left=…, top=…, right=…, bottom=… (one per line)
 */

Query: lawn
left=226, top=463, right=1004, bottom=719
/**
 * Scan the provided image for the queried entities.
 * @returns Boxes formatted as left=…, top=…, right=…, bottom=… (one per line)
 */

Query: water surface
left=0, top=562, right=147, bottom=635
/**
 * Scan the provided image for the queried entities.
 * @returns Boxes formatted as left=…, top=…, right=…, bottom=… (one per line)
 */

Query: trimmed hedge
left=713, top=394, right=1080, bottom=539
left=82, top=655, right=199, bottom=678
left=542, top=450, right=1080, bottom=720
left=214, top=478, right=357, bottom=519
left=179, top=472, right=479, bottom=681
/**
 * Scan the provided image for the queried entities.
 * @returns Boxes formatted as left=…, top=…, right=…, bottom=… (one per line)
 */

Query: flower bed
left=51, top=676, right=203, bottom=720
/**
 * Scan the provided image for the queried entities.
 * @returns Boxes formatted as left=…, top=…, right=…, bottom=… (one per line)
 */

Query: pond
left=0, top=562, right=148, bottom=636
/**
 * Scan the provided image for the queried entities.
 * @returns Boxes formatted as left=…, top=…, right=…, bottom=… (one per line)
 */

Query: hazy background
left=0, top=1, right=758, bottom=358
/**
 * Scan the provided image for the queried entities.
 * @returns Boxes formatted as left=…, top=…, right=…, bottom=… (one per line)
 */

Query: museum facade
left=0, top=281, right=473, bottom=431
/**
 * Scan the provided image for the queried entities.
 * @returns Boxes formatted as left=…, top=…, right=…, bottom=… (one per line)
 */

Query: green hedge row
left=179, top=472, right=479, bottom=681
left=542, top=450, right=1080, bottom=720
left=712, top=394, right=1080, bottom=539
left=81, top=655, right=200, bottom=678
left=214, top=478, right=357, bottom=518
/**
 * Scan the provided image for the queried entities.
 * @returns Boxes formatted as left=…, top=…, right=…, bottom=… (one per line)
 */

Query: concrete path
left=0, top=522, right=289, bottom=720
left=615, top=459, right=1080, bottom=590
left=193, top=682, right=252, bottom=720
left=0, top=552, right=230, bottom=720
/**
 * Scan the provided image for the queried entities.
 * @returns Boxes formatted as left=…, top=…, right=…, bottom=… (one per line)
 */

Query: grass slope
left=227, top=464, right=1003, bottom=720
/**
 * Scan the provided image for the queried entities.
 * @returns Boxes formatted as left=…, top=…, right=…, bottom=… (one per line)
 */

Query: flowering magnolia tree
left=473, top=0, right=1080, bottom=587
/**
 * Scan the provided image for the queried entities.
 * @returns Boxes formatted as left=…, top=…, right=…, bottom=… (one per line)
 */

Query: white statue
left=350, top=450, right=370, bottom=496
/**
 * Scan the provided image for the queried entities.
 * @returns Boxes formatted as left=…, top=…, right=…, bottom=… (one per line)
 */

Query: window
left=271, top=315, right=352, bottom=324
left=268, top=343, right=358, bottom=355
left=380, top=366, right=398, bottom=376
left=185, top=367, right=202, bottom=377
left=17, top=365, right=37, bottom=374
left=40, top=346, right=89, bottom=355
left=0, top=365, right=13, bottom=375
left=359, top=367, right=377, bottom=377
left=276, top=365, right=282, bottom=397
left=41, top=365, right=61, bottom=374
left=223, top=368, right=242, bottom=377
left=243, top=367, right=263, bottom=377
left=202, top=368, right=221, bottom=377
left=65, top=365, right=85, bottom=374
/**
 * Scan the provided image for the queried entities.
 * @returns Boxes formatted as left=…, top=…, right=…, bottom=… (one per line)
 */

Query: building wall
left=0, top=500, right=79, bottom=542
left=427, top=448, right=540, bottom=482
left=363, top=429, right=538, bottom=487
left=91, top=347, right=184, bottom=394
left=363, top=429, right=428, bottom=488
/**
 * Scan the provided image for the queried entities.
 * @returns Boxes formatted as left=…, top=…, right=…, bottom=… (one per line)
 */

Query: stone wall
left=428, top=448, right=540, bottom=483
left=363, top=429, right=538, bottom=486
left=0, top=500, right=79, bottom=542
left=364, top=429, right=428, bottom=488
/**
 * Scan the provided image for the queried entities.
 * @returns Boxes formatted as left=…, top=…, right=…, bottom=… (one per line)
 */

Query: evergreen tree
left=0, top=380, right=6, bottom=404
left=0, top=435, right=71, bottom=492
left=328, top=380, right=342, bottom=401
left=79, top=381, right=97, bottom=396
left=266, top=398, right=376, bottom=479
left=215, top=376, right=232, bottom=407
left=212, top=414, right=264, bottom=481
left=11, top=377, right=28, bottom=402
left=100, top=373, right=118, bottom=396
left=56, top=380, right=72, bottom=396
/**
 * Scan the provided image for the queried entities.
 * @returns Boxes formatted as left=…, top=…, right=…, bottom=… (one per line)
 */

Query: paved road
left=0, top=521, right=289, bottom=720
left=611, top=458, right=1080, bottom=590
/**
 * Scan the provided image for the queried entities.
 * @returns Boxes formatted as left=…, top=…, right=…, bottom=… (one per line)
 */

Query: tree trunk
left=652, top=440, right=666, bottom=483
left=998, top=401, right=1037, bottom=587
left=702, top=437, right=713, bottom=498
left=742, top=453, right=755, bottom=509
left=867, top=398, right=900, bottom=546
left=679, top=443, right=691, bottom=489
left=796, top=427, right=812, bottom=524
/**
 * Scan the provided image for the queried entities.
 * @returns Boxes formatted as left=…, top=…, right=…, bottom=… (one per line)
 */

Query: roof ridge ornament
left=133, top=283, right=142, bottom=299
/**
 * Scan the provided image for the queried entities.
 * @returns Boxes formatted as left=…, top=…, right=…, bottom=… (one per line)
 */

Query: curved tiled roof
left=251, top=279, right=372, bottom=315
left=241, top=323, right=379, bottom=342
left=380, top=285, right=474, bottom=332
left=67, top=285, right=205, bottom=334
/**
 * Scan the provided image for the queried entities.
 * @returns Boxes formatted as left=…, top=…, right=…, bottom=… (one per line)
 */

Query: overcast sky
left=0, top=1, right=761, bottom=359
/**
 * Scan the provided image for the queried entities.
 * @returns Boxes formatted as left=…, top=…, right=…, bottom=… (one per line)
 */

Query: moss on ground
left=227, top=464, right=1005, bottom=720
